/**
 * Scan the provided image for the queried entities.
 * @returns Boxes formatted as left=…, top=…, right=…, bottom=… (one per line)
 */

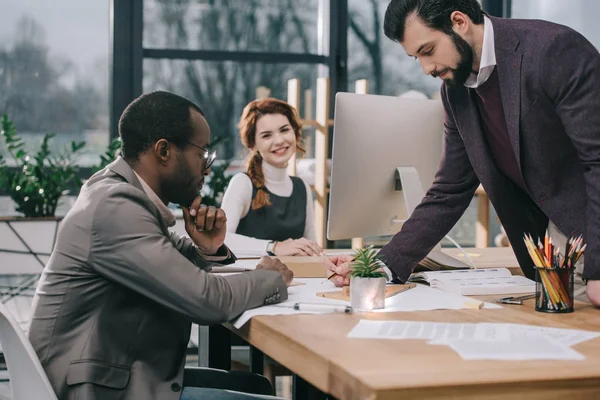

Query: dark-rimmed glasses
left=185, top=140, right=216, bottom=169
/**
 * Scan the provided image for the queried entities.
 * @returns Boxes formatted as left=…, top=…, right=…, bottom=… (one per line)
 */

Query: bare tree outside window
left=144, top=0, right=320, bottom=160
left=348, top=0, right=440, bottom=97
left=0, top=2, right=109, bottom=168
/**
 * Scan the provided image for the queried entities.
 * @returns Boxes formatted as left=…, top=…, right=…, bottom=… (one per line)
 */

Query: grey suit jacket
left=28, top=157, right=288, bottom=400
left=380, top=17, right=600, bottom=282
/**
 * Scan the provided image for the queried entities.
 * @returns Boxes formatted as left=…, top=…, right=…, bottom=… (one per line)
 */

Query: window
left=141, top=0, right=330, bottom=164
left=511, top=0, right=600, bottom=48
left=347, top=0, right=441, bottom=97
left=144, top=59, right=320, bottom=162
left=0, top=0, right=110, bottom=167
left=144, top=0, right=322, bottom=54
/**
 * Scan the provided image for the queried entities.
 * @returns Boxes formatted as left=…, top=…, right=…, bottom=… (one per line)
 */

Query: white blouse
left=221, top=161, right=316, bottom=255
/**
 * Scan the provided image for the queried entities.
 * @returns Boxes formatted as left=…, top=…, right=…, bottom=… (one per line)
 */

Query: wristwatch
left=266, top=241, right=276, bottom=256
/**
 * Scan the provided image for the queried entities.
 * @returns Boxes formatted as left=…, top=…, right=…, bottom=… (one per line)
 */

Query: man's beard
left=162, top=155, right=201, bottom=207
left=437, top=30, right=474, bottom=87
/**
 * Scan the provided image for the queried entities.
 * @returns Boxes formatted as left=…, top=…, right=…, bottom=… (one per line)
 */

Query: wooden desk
left=217, top=248, right=600, bottom=399
left=273, top=247, right=523, bottom=278
left=230, top=300, right=600, bottom=400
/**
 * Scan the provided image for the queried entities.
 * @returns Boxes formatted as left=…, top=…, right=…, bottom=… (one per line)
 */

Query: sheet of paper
left=211, top=259, right=259, bottom=273
left=431, top=275, right=535, bottom=296
left=506, top=323, right=600, bottom=347
left=231, top=280, right=500, bottom=329
left=428, top=322, right=510, bottom=344
left=447, top=335, right=585, bottom=360
left=232, top=279, right=350, bottom=328
left=347, top=320, right=510, bottom=342
left=410, top=267, right=512, bottom=283
left=374, top=284, right=500, bottom=312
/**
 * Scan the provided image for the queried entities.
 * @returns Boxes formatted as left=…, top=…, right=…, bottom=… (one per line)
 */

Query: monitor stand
left=395, top=167, right=471, bottom=270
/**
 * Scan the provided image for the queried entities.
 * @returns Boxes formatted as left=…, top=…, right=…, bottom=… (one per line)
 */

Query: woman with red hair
left=221, top=98, right=323, bottom=256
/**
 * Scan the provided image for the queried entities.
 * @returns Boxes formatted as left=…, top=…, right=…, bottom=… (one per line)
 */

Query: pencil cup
left=534, top=266, right=574, bottom=313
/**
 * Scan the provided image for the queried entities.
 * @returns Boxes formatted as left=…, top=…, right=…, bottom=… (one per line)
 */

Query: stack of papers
left=409, top=268, right=536, bottom=296
left=230, top=280, right=500, bottom=329
left=347, top=320, right=600, bottom=360
left=414, top=248, right=471, bottom=272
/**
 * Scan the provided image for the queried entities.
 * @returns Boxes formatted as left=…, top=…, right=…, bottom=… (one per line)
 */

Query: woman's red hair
left=238, top=98, right=306, bottom=210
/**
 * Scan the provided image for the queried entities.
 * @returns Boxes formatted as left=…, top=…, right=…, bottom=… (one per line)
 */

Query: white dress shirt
left=464, top=16, right=496, bottom=89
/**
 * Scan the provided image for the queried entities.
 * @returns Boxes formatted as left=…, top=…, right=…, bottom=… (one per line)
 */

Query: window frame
left=109, top=0, right=349, bottom=141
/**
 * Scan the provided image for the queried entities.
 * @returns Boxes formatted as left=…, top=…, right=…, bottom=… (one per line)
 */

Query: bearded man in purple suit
left=326, top=0, right=600, bottom=306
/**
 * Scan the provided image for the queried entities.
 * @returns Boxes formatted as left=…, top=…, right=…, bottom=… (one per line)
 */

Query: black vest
left=236, top=176, right=307, bottom=241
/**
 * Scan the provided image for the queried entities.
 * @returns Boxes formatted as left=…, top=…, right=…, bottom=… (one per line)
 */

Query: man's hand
left=274, top=238, right=324, bottom=256
left=587, top=280, right=600, bottom=307
left=182, top=196, right=227, bottom=255
left=324, top=255, right=354, bottom=287
left=256, top=256, right=294, bottom=286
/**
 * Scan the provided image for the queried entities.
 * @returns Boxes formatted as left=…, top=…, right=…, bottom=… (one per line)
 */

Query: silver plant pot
left=350, top=276, right=387, bottom=311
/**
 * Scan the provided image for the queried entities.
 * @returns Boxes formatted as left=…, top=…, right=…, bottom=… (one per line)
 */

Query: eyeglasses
left=184, top=140, right=217, bottom=169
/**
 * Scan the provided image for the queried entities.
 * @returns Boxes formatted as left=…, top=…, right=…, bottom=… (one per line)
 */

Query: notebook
left=408, top=268, right=536, bottom=296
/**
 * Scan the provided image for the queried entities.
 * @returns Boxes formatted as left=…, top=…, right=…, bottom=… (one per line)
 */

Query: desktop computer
left=327, top=92, right=470, bottom=270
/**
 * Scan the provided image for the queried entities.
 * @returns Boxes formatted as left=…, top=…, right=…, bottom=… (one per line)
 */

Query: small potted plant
left=349, top=245, right=388, bottom=311
left=0, top=115, right=85, bottom=218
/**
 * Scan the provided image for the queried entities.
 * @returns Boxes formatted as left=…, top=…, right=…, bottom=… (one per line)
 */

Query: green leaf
left=348, top=245, right=387, bottom=278
left=0, top=115, right=82, bottom=217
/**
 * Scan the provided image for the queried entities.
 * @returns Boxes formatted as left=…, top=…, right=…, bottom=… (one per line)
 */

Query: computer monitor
left=327, top=92, right=468, bottom=269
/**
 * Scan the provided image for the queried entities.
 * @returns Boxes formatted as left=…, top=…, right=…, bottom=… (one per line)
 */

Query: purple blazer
left=379, top=16, right=600, bottom=282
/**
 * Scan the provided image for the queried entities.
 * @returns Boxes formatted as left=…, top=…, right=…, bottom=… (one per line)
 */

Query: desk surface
left=233, top=301, right=600, bottom=400
left=231, top=247, right=600, bottom=400
left=275, top=246, right=523, bottom=278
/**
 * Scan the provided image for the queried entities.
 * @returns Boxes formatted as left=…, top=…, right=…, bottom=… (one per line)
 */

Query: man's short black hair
left=118, top=91, right=204, bottom=162
left=384, top=0, right=484, bottom=42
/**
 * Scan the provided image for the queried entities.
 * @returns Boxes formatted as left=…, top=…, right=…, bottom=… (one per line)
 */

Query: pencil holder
left=534, top=266, right=574, bottom=313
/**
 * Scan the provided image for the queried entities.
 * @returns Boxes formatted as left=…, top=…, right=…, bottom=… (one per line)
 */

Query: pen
left=494, top=293, right=536, bottom=305
left=327, top=256, right=356, bottom=281
left=277, top=302, right=353, bottom=314
left=495, top=299, right=525, bottom=305
left=500, top=293, right=536, bottom=301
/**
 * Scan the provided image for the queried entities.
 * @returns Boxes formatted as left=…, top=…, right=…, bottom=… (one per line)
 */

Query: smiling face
left=253, top=113, right=297, bottom=168
left=401, top=13, right=474, bottom=87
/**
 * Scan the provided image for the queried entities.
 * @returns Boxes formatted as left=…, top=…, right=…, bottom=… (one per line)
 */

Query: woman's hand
left=273, top=238, right=324, bottom=256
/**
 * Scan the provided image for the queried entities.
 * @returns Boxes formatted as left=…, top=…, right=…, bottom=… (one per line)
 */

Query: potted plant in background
left=0, top=115, right=85, bottom=218
left=349, top=245, right=388, bottom=311
left=199, top=135, right=233, bottom=207
left=0, top=114, right=86, bottom=291
left=90, top=136, right=122, bottom=175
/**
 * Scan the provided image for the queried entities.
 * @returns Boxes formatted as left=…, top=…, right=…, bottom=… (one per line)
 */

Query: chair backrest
left=0, top=302, right=58, bottom=400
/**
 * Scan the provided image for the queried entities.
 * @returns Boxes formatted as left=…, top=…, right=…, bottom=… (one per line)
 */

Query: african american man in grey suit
left=28, top=91, right=292, bottom=399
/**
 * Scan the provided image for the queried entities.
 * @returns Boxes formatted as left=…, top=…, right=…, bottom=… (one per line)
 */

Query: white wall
left=512, top=0, right=600, bottom=47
